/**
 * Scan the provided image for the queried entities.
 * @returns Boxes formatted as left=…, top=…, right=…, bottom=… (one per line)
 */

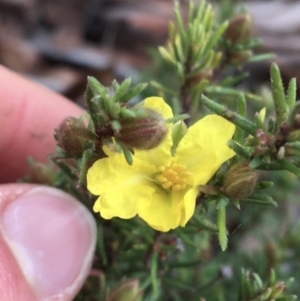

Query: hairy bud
left=225, top=13, right=252, bottom=44
left=187, top=69, right=213, bottom=86
left=222, top=161, right=258, bottom=199
left=229, top=50, right=252, bottom=65
left=114, top=108, right=168, bottom=150
left=24, top=162, right=57, bottom=185
left=107, top=279, right=142, bottom=301
left=270, top=282, right=286, bottom=299
left=55, top=117, right=96, bottom=157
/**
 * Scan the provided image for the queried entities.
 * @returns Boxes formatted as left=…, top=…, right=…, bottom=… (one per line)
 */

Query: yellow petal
left=93, top=183, right=155, bottom=219
left=87, top=154, right=156, bottom=218
left=176, top=115, right=235, bottom=185
left=138, top=189, right=184, bottom=232
left=179, top=188, right=198, bottom=226
left=134, top=147, right=173, bottom=171
left=142, top=97, right=173, bottom=119
left=94, top=201, right=119, bottom=219
left=87, top=154, right=156, bottom=195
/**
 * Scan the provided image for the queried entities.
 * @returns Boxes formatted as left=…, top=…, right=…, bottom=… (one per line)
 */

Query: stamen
left=157, top=176, right=167, bottom=182
left=156, top=161, right=191, bottom=191
left=162, top=181, right=173, bottom=189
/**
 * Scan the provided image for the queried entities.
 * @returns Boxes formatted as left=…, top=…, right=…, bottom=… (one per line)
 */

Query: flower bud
left=55, top=117, right=96, bottom=157
left=200, top=185, right=219, bottom=195
left=24, top=162, right=57, bottom=185
left=222, top=161, right=258, bottom=199
left=187, top=69, right=213, bottom=86
left=270, top=282, right=286, bottom=299
left=225, top=13, right=252, bottom=44
left=107, top=280, right=142, bottom=301
left=228, top=50, right=252, bottom=65
left=114, top=108, right=168, bottom=150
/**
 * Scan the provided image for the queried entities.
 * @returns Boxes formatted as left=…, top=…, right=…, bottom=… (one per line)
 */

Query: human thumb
left=0, top=184, right=96, bottom=301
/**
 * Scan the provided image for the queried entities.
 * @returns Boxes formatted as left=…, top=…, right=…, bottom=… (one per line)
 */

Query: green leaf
left=112, top=77, right=132, bottom=102
left=121, top=83, right=148, bottom=102
left=202, top=3, right=213, bottom=32
left=119, top=107, right=136, bottom=119
left=228, top=140, right=250, bottom=159
left=176, top=62, right=185, bottom=83
left=87, top=76, right=107, bottom=96
left=238, top=268, right=247, bottom=301
left=78, top=150, right=91, bottom=187
left=234, top=94, right=247, bottom=144
left=206, top=85, right=263, bottom=101
left=221, top=73, right=249, bottom=87
left=189, top=79, right=210, bottom=97
left=268, top=269, right=276, bottom=286
left=217, top=205, right=227, bottom=251
left=111, top=79, right=120, bottom=91
left=166, top=114, right=190, bottom=123
left=277, top=158, right=300, bottom=177
left=254, top=111, right=266, bottom=130
left=174, top=1, right=187, bottom=43
left=174, top=228, right=197, bottom=248
left=85, top=87, right=101, bottom=128
left=255, top=181, right=274, bottom=190
left=150, top=81, right=177, bottom=96
left=201, top=95, right=256, bottom=135
left=276, top=296, right=297, bottom=301
left=158, top=46, right=176, bottom=65
left=150, top=252, right=160, bottom=297
left=249, top=156, right=263, bottom=169
left=120, top=146, right=133, bottom=165
left=51, top=158, right=77, bottom=181
left=270, top=63, right=287, bottom=126
left=286, top=78, right=297, bottom=108
left=285, top=277, right=295, bottom=289
left=202, top=21, right=228, bottom=57
left=110, top=120, right=121, bottom=132
left=188, top=1, right=195, bottom=24
left=252, top=273, right=264, bottom=291
left=268, top=116, right=276, bottom=133
left=195, top=0, right=206, bottom=26
left=248, top=53, right=276, bottom=62
left=243, top=193, right=277, bottom=207
left=174, top=34, right=185, bottom=63
left=192, top=215, right=218, bottom=232
left=251, top=288, right=272, bottom=301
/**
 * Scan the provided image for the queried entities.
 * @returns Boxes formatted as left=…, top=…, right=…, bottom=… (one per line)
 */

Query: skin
left=0, top=66, right=96, bottom=301
left=0, top=66, right=83, bottom=182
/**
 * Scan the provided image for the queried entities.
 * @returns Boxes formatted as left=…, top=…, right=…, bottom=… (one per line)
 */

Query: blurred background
left=1, top=0, right=300, bottom=105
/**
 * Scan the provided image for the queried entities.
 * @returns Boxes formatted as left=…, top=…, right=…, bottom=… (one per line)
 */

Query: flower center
left=156, top=162, right=191, bottom=191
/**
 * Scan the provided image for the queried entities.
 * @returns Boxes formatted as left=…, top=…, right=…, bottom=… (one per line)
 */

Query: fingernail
left=1, top=186, right=96, bottom=299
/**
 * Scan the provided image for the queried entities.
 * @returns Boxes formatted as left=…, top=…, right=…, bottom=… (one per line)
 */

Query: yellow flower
left=87, top=97, right=235, bottom=232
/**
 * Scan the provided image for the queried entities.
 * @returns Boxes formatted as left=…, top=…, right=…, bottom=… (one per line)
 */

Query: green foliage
left=237, top=269, right=296, bottom=301
left=23, top=1, right=300, bottom=301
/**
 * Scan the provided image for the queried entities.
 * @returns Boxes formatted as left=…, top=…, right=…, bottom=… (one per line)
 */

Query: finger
left=0, top=184, right=96, bottom=301
left=0, top=66, right=83, bottom=182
